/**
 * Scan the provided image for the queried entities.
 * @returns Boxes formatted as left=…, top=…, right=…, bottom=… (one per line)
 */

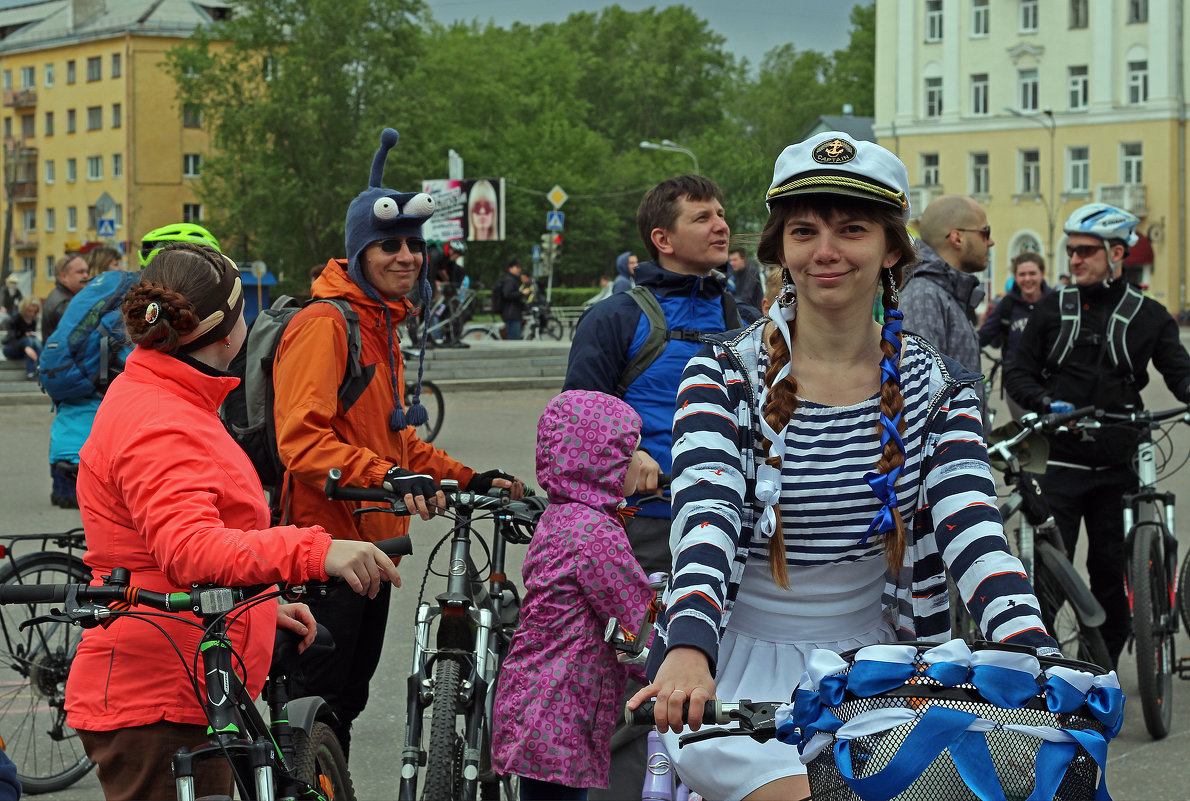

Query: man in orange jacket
left=273, top=128, right=524, bottom=756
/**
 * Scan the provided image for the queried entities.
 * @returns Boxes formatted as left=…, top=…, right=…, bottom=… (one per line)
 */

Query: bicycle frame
left=1122, top=434, right=1179, bottom=641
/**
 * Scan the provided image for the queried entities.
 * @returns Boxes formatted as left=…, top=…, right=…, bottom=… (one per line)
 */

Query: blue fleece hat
left=344, top=128, right=436, bottom=433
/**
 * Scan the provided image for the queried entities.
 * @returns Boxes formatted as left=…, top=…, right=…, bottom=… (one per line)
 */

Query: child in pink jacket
left=493, top=390, right=654, bottom=800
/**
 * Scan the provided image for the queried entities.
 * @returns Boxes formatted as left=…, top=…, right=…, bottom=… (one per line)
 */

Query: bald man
left=900, top=194, right=995, bottom=410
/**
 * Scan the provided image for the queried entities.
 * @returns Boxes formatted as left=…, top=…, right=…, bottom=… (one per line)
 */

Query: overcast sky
left=423, top=0, right=868, bottom=64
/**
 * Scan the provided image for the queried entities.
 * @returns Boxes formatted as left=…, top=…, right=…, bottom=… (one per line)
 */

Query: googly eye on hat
left=766, top=131, right=911, bottom=220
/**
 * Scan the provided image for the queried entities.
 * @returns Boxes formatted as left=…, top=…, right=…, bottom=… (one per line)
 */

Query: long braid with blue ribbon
left=862, top=268, right=907, bottom=568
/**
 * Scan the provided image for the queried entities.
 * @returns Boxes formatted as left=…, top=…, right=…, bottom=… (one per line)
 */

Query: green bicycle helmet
left=138, top=223, right=221, bottom=266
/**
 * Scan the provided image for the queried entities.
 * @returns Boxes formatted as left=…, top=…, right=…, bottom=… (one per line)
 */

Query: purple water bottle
left=642, top=729, right=675, bottom=800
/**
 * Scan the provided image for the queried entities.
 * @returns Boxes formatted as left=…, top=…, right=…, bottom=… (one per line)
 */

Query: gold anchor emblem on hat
left=813, top=137, right=856, bottom=164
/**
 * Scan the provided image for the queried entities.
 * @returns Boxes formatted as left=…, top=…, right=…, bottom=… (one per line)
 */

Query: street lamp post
left=1005, top=107, right=1056, bottom=275
left=639, top=139, right=699, bottom=174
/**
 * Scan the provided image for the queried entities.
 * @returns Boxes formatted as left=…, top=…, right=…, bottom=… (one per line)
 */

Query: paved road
left=4, top=377, right=1190, bottom=799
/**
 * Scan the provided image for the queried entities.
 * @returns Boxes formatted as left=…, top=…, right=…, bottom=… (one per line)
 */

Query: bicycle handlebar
left=324, top=469, right=546, bottom=527
left=625, top=698, right=774, bottom=727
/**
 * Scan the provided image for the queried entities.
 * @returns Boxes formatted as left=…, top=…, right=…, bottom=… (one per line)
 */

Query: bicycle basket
left=776, top=640, right=1123, bottom=801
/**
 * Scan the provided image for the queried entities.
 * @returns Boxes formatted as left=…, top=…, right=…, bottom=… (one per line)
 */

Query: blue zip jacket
left=563, top=261, right=733, bottom=518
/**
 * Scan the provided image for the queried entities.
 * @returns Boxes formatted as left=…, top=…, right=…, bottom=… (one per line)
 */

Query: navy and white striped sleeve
left=665, top=344, right=746, bottom=669
left=925, top=385, right=1056, bottom=650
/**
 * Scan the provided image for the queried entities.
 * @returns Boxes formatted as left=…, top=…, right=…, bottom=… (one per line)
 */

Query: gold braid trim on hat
left=768, top=175, right=908, bottom=208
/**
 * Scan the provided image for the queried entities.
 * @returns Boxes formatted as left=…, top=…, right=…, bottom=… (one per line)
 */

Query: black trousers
left=589, top=514, right=671, bottom=801
left=290, top=581, right=392, bottom=759
left=1039, top=465, right=1135, bottom=666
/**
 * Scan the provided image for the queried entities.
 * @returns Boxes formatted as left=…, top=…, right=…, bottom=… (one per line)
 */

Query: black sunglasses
left=378, top=237, right=425, bottom=254
left=1066, top=244, right=1106, bottom=259
left=955, top=226, right=991, bottom=240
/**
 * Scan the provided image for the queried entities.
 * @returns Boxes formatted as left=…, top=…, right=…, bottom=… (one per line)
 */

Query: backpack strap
left=1045, top=286, right=1082, bottom=371
left=1106, top=283, right=1144, bottom=373
left=613, top=286, right=741, bottom=398
left=997, top=293, right=1015, bottom=352
left=312, top=298, right=364, bottom=396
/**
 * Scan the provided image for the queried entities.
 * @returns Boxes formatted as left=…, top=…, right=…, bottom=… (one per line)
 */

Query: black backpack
left=221, top=295, right=368, bottom=522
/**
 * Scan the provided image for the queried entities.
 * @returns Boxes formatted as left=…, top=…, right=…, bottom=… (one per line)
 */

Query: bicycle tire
left=405, top=380, right=445, bottom=444
left=542, top=317, right=563, bottom=341
left=461, top=324, right=499, bottom=342
left=0, top=551, right=95, bottom=793
left=1034, top=560, right=1111, bottom=669
left=1132, top=524, right=1174, bottom=739
left=293, top=721, right=356, bottom=801
left=1179, top=546, right=1190, bottom=639
left=421, top=658, right=463, bottom=801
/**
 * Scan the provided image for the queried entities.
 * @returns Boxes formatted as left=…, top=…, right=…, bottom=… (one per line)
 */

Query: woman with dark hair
left=66, top=242, right=403, bottom=801
left=630, top=133, right=1059, bottom=801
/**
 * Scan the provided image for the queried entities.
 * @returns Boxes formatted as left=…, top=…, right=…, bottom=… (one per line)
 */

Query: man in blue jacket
left=564, top=174, right=736, bottom=799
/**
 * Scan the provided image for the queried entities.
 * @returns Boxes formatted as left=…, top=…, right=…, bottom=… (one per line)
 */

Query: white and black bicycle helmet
left=1063, top=203, right=1140, bottom=248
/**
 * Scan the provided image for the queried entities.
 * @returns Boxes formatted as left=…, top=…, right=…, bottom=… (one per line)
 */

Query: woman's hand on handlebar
left=632, top=450, right=664, bottom=496
left=324, top=540, right=403, bottom=598
left=626, top=645, right=716, bottom=733
left=467, top=469, right=526, bottom=500
left=276, top=603, right=317, bottom=653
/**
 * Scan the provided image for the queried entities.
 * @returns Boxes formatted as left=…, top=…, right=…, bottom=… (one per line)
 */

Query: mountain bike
left=983, top=408, right=1111, bottom=667
left=400, top=349, right=445, bottom=444
left=1083, top=403, right=1190, bottom=740
left=522, top=305, right=563, bottom=341
left=325, top=470, right=546, bottom=801
left=0, top=534, right=411, bottom=800
left=0, top=529, right=94, bottom=794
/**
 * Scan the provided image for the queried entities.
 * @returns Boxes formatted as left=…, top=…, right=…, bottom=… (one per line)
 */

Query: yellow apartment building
left=875, top=0, right=1188, bottom=314
left=0, top=0, right=226, bottom=298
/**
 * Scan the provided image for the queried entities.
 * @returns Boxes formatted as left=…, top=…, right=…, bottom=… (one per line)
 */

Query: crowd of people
left=12, top=123, right=1185, bottom=801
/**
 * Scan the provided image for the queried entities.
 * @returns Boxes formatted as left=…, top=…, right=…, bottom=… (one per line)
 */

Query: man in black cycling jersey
left=1005, top=202, right=1190, bottom=667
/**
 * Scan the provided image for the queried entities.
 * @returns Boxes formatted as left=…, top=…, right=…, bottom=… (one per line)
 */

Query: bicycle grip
left=373, top=536, right=414, bottom=559
left=625, top=698, right=725, bottom=726
left=0, top=583, right=70, bottom=604
left=324, top=469, right=411, bottom=511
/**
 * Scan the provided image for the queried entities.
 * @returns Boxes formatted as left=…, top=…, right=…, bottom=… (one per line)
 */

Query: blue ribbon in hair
left=860, top=309, right=906, bottom=544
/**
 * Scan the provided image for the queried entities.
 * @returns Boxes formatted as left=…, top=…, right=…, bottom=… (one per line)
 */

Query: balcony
left=1094, top=183, right=1148, bottom=217
left=2, top=90, right=36, bottom=108
left=10, top=180, right=36, bottom=202
left=907, top=185, right=942, bottom=218
left=11, top=237, right=37, bottom=251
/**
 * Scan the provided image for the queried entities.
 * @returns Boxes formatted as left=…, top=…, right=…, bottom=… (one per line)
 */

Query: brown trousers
left=78, top=721, right=234, bottom=801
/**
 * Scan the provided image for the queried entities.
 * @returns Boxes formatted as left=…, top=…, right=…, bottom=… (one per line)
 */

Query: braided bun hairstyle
left=122, top=242, right=228, bottom=354
left=754, top=197, right=916, bottom=586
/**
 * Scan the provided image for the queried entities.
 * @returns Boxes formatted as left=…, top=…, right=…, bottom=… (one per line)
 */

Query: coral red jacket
left=67, top=347, right=332, bottom=731
left=273, top=259, right=473, bottom=541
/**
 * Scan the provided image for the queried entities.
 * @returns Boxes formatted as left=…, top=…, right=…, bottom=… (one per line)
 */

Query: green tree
left=164, top=0, right=430, bottom=275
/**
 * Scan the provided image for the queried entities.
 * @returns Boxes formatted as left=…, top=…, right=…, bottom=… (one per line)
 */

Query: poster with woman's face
left=422, top=178, right=506, bottom=243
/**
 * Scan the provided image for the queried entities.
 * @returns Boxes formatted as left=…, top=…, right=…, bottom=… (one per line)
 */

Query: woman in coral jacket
left=67, top=242, right=403, bottom=801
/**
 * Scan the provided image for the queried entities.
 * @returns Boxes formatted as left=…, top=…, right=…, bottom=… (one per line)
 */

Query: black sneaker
left=50, top=493, right=79, bottom=509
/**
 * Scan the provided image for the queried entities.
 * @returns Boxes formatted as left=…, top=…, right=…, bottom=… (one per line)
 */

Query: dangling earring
left=885, top=267, right=899, bottom=306
left=777, top=268, right=796, bottom=309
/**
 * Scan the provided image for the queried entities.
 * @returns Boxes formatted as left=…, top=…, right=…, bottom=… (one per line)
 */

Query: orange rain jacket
left=273, top=259, right=474, bottom=542
left=67, top=347, right=333, bottom=731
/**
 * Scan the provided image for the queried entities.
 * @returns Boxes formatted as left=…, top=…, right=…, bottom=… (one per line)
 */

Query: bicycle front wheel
left=1178, top=546, right=1190, bottom=638
left=293, top=721, right=355, bottom=801
left=541, top=317, right=563, bottom=341
left=0, top=551, right=95, bottom=793
left=405, top=380, right=445, bottom=443
left=421, top=658, right=463, bottom=801
left=1132, top=524, right=1175, bottom=739
left=1034, top=560, right=1111, bottom=669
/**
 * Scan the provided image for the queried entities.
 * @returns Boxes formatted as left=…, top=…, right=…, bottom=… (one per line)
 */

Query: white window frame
left=65, top=158, right=76, bottom=183
left=44, top=160, right=54, bottom=184
left=921, top=153, right=941, bottom=186
left=86, top=155, right=102, bottom=181
left=183, top=203, right=203, bottom=223
left=19, top=66, right=34, bottom=90
left=971, top=0, right=989, bottom=36
left=970, top=74, right=988, bottom=116
left=1067, top=146, right=1090, bottom=193
left=183, top=153, right=202, bottom=178
left=1020, top=0, right=1039, bottom=32
left=1128, top=61, right=1149, bottom=104
left=86, top=105, right=102, bottom=131
left=112, top=153, right=122, bottom=178
left=1019, top=69, right=1039, bottom=111
left=925, top=76, right=943, bottom=117
left=85, top=56, right=101, bottom=82
left=1068, top=65, right=1089, bottom=111
left=21, top=208, right=35, bottom=234
left=43, top=63, right=53, bottom=87
left=926, top=0, right=944, bottom=42
left=1128, top=0, right=1149, bottom=23
left=1121, top=143, right=1143, bottom=184
left=66, top=206, right=77, bottom=232
left=111, top=53, right=121, bottom=79
left=1020, top=149, right=1041, bottom=194
left=45, top=207, right=54, bottom=233
left=111, top=103, right=121, bottom=129
left=1070, top=0, right=1089, bottom=28
left=970, top=152, right=990, bottom=196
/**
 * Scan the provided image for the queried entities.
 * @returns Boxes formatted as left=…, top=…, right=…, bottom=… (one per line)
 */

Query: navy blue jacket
left=564, top=261, right=734, bottom=518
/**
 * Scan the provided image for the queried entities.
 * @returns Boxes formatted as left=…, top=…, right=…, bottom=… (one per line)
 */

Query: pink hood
left=536, top=390, right=641, bottom=514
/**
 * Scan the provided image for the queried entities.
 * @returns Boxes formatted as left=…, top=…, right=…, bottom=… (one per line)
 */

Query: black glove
left=467, top=469, right=514, bottom=495
left=382, top=467, right=439, bottom=498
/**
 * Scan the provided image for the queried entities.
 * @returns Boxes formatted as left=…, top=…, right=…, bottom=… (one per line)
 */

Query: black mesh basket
left=797, top=642, right=1115, bottom=801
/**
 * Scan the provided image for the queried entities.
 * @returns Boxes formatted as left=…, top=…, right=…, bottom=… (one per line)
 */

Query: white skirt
left=660, top=622, right=894, bottom=801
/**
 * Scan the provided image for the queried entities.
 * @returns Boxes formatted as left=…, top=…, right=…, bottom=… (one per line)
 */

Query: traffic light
left=551, top=234, right=563, bottom=261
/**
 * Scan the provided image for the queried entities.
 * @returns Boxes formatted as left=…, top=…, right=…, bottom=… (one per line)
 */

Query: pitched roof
left=0, top=0, right=230, bottom=51
left=802, top=115, right=876, bottom=143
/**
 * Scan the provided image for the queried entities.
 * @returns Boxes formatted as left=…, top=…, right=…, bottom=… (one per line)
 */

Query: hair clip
left=145, top=301, right=160, bottom=324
